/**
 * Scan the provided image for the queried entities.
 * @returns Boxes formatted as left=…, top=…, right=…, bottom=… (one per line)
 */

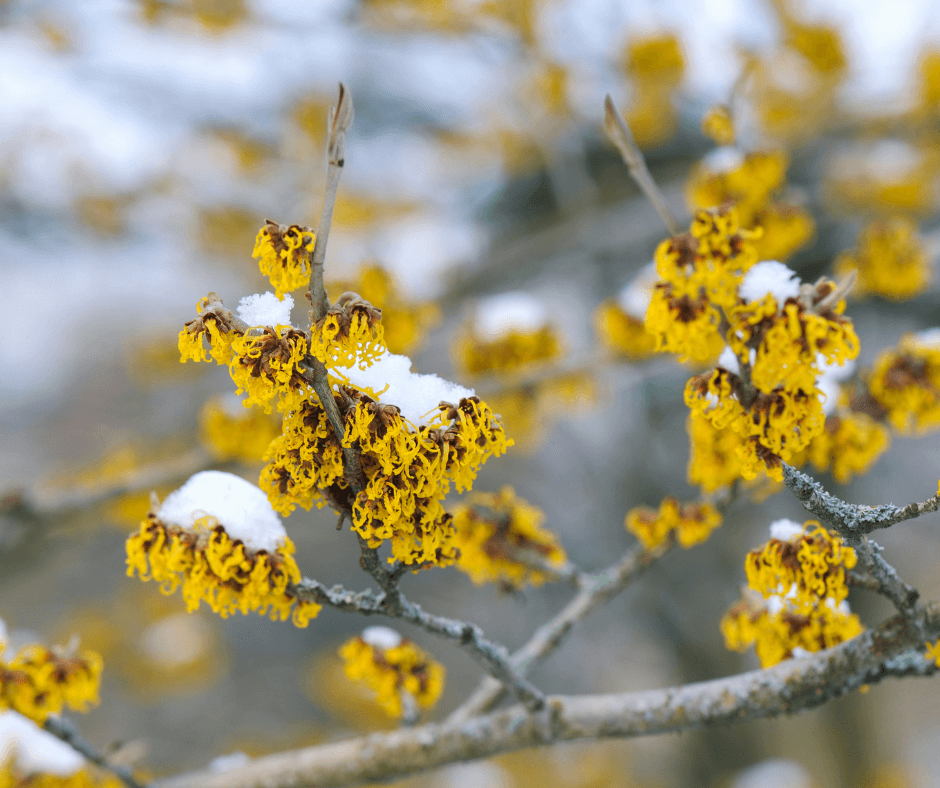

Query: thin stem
left=447, top=538, right=674, bottom=724
left=44, top=717, right=147, bottom=788
left=603, top=95, right=680, bottom=236
left=309, top=83, right=354, bottom=323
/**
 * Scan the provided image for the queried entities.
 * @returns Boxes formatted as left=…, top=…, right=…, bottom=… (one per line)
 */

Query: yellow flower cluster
left=686, top=148, right=814, bottom=262
left=685, top=275, right=859, bottom=481
left=622, top=32, right=685, bottom=148
left=0, top=641, right=102, bottom=724
left=309, top=293, right=386, bottom=371
left=126, top=514, right=320, bottom=627
left=0, top=766, right=122, bottom=788
left=729, top=286, right=858, bottom=396
left=744, top=521, right=856, bottom=613
left=799, top=409, right=891, bottom=483
left=686, top=411, right=749, bottom=492
left=866, top=334, right=940, bottom=433
left=835, top=218, right=931, bottom=301
left=487, top=371, right=596, bottom=447
left=701, top=104, right=735, bottom=145
left=346, top=396, right=511, bottom=566
left=261, top=389, right=512, bottom=567
left=228, top=326, right=310, bottom=414
left=450, top=487, right=566, bottom=588
left=339, top=634, right=444, bottom=718
left=721, top=592, right=863, bottom=668
left=260, top=395, right=346, bottom=514
left=200, top=396, right=281, bottom=463
left=645, top=207, right=757, bottom=362
left=333, top=264, right=440, bottom=355
left=686, top=150, right=786, bottom=226
left=178, top=294, right=237, bottom=365
left=252, top=219, right=316, bottom=298
left=624, top=497, right=722, bottom=550
left=750, top=202, right=816, bottom=262
left=594, top=301, right=657, bottom=359
left=455, top=325, right=562, bottom=376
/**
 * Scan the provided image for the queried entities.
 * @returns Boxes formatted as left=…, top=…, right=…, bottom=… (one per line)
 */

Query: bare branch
left=309, top=83, right=354, bottom=323
left=289, top=579, right=545, bottom=712
left=781, top=463, right=940, bottom=539
left=447, top=539, right=673, bottom=724
left=154, top=604, right=940, bottom=788
left=851, top=539, right=920, bottom=616
left=44, top=716, right=147, bottom=788
left=603, top=95, right=680, bottom=236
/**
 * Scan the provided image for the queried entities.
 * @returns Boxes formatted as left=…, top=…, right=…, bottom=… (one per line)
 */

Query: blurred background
left=1, top=0, right=940, bottom=786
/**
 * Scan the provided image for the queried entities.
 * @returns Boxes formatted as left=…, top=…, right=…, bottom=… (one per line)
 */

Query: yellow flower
left=0, top=642, right=102, bottom=724
left=199, top=395, right=281, bottom=463
left=802, top=409, right=891, bottom=483
left=835, top=218, right=931, bottom=301
left=744, top=521, right=856, bottom=613
left=728, top=285, right=859, bottom=396
left=701, top=104, right=735, bottom=145
left=721, top=591, right=863, bottom=668
left=751, top=202, right=815, bottom=262
left=455, top=325, right=562, bottom=377
left=624, top=497, right=722, bottom=550
left=624, top=32, right=685, bottom=87
left=925, top=640, right=940, bottom=667
left=595, top=301, right=657, bottom=359
left=252, top=220, right=315, bottom=298
left=227, top=326, right=310, bottom=414
left=126, top=514, right=320, bottom=627
left=178, top=294, right=239, bottom=365
left=339, top=631, right=444, bottom=718
left=645, top=283, right=724, bottom=363
left=686, top=150, right=788, bottom=226
left=866, top=334, right=940, bottom=433
left=259, top=395, right=347, bottom=515
left=785, top=21, right=847, bottom=75
left=309, top=292, right=386, bottom=370
left=687, top=411, right=748, bottom=492
left=451, top=487, right=566, bottom=588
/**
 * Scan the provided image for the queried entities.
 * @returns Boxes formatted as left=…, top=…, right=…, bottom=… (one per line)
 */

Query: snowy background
left=2, top=0, right=940, bottom=786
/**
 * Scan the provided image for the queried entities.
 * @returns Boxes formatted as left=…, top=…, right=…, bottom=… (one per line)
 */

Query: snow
left=0, top=617, right=6, bottom=647
left=702, top=146, right=745, bottom=174
left=616, top=262, right=657, bottom=319
left=474, top=292, right=549, bottom=341
left=209, top=752, right=251, bottom=773
left=0, top=712, right=85, bottom=776
left=738, top=261, right=801, bottom=305
left=731, top=759, right=813, bottom=788
left=157, top=471, right=287, bottom=553
left=237, top=292, right=294, bottom=328
left=769, top=519, right=805, bottom=542
left=913, top=328, right=940, bottom=348
left=342, top=352, right=475, bottom=426
left=361, top=626, right=402, bottom=650
left=816, top=356, right=856, bottom=415
left=765, top=595, right=786, bottom=616
left=717, top=346, right=741, bottom=375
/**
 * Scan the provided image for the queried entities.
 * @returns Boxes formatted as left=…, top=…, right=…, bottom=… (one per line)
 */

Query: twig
left=781, top=463, right=930, bottom=619
left=447, top=538, right=673, bottom=724
left=289, top=579, right=545, bottom=712
left=154, top=603, right=940, bottom=788
left=309, top=83, right=354, bottom=323
left=44, top=717, right=147, bottom=788
left=781, top=463, right=940, bottom=538
left=603, top=95, right=680, bottom=236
